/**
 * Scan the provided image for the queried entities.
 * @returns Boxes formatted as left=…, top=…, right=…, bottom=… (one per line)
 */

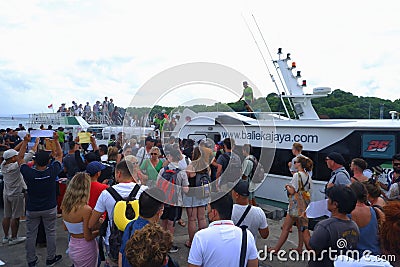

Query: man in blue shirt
left=119, top=187, right=166, bottom=267
left=19, top=133, right=63, bottom=267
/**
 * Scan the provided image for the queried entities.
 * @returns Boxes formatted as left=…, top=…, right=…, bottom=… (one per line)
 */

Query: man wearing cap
left=86, top=161, right=108, bottom=209
left=302, top=185, right=359, bottom=267
left=1, top=148, right=27, bottom=245
left=325, top=152, right=351, bottom=189
left=231, top=180, right=269, bottom=241
left=136, top=136, right=155, bottom=166
left=19, top=133, right=63, bottom=267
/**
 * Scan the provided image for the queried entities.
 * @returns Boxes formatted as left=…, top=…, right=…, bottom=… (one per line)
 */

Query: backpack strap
left=331, top=170, right=350, bottom=185
left=107, top=186, right=123, bottom=202
left=235, top=205, right=252, bottom=227
left=239, top=225, right=248, bottom=267
left=127, top=184, right=141, bottom=200
left=299, top=172, right=310, bottom=191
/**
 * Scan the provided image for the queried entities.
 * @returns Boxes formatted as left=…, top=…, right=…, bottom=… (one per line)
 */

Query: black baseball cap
left=233, top=180, right=250, bottom=197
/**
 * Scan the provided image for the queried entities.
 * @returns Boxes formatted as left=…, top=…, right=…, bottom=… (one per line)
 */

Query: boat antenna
left=251, top=14, right=297, bottom=119
left=241, top=14, right=290, bottom=119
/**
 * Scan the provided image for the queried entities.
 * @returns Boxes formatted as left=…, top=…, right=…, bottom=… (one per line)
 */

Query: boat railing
left=85, top=112, right=113, bottom=125
left=28, top=113, right=66, bottom=126
left=237, top=111, right=287, bottom=120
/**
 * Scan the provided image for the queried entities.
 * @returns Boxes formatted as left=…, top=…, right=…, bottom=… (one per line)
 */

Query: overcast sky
left=0, top=0, right=399, bottom=116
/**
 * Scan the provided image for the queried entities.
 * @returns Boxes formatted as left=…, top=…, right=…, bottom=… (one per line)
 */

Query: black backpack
left=194, top=173, right=211, bottom=198
left=105, top=184, right=141, bottom=262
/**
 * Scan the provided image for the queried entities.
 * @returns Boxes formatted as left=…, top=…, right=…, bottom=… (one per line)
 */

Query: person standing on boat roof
left=102, top=96, right=109, bottom=116
left=239, top=81, right=254, bottom=113
left=108, top=98, right=114, bottom=117
left=83, top=102, right=91, bottom=119
left=325, top=152, right=351, bottom=189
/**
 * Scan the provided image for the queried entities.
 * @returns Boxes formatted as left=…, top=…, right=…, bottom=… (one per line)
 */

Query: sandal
left=184, top=240, right=191, bottom=248
left=178, top=219, right=186, bottom=227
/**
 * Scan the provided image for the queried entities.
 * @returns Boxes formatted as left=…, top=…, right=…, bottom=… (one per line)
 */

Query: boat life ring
left=113, top=200, right=139, bottom=231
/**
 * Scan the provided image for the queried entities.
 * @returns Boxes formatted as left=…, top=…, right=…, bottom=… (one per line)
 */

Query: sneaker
left=2, top=237, right=9, bottom=244
left=46, top=255, right=62, bottom=266
left=28, top=256, right=39, bottom=267
left=8, top=236, right=26, bottom=245
left=169, top=245, right=179, bottom=253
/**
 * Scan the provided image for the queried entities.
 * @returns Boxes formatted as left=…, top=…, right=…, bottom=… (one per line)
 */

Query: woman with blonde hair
left=123, top=155, right=148, bottom=185
left=140, top=146, right=163, bottom=187
left=62, top=172, right=99, bottom=267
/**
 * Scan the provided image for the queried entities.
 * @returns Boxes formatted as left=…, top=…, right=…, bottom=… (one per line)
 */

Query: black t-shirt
left=20, top=161, right=62, bottom=211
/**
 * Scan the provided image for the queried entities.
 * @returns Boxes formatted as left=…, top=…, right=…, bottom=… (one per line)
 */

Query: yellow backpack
left=107, top=185, right=140, bottom=231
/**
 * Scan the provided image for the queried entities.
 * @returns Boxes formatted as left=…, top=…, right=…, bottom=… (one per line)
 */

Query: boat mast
left=242, top=14, right=291, bottom=119
left=251, top=14, right=297, bottom=119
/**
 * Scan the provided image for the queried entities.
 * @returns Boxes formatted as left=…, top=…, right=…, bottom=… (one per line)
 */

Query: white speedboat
left=170, top=49, right=400, bottom=203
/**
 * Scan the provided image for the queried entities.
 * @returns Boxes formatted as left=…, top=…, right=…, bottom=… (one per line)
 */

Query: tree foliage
left=125, top=89, right=399, bottom=119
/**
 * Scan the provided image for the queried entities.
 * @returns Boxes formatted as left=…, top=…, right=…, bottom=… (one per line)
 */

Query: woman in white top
left=269, top=155, right=313, bottom=254
left=62, top=172, right=99, bottom=267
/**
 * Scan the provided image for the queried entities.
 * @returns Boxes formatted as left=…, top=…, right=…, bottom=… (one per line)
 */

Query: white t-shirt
left=100, top=154, right=108, bottom=162
left=231, top=204, right=268, bottom=240
left=178, top=156, right=191, bottom=170
left=94, top=182, right=148, bottom=245
left=290, top=171, right=312, bottom=194
left=188, top=220, right=258, bottom=267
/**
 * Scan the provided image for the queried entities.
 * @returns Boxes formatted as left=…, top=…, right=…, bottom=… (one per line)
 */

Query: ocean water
left=0, top=116, right=30, bottom=129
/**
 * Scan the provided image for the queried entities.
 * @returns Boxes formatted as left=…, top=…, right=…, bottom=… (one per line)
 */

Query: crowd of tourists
left=1, top=126, right=400, bottom=267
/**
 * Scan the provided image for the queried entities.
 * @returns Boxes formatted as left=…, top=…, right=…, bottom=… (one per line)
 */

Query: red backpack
left=157, top=166, right=180, bottom=206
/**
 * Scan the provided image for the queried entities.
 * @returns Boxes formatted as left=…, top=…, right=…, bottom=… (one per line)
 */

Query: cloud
left=0, top=0, right=400, bottom=115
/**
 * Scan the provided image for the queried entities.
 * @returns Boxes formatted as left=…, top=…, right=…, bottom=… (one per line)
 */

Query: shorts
left=183, top=195, right=209, bottom=208
left=160, top=206, right=180, bottom=222
left=3, top=193, right=25, bottom=219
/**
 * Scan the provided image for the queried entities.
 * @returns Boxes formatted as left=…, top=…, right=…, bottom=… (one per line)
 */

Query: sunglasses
left=132, top=162, right=139, bottom=165
left=393, top=163, right=400, bottom=167
left=151, top=153, right=158, bottom=155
